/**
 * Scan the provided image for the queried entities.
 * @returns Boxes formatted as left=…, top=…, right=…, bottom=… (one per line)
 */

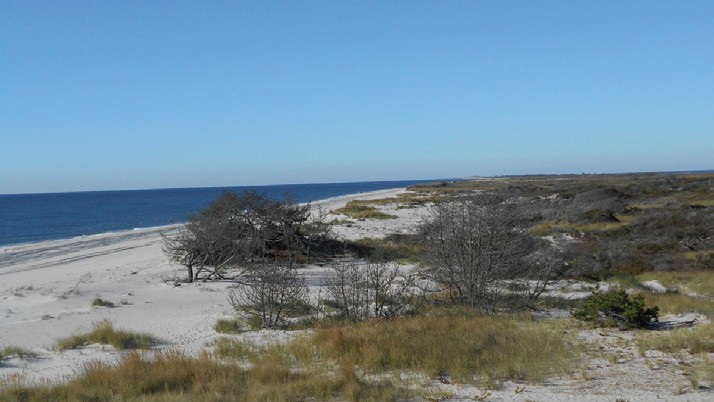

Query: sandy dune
left=1, top=187, right=711, bottom=400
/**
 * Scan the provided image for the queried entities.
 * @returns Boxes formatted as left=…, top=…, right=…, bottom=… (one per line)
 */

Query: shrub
left=573, top=290, right=659, bottom=328
left=227, top=265, right=308, bottom=329
left=91, top=297, right=115, bottom=308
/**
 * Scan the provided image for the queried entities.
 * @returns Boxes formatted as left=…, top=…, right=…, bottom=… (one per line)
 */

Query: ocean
left=0, top=179, right=443, bottom=247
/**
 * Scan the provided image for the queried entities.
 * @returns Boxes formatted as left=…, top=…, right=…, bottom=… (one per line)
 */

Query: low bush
left=91, top=297, right=115, bottom=308
left=573, top=290, right=659, bottom=328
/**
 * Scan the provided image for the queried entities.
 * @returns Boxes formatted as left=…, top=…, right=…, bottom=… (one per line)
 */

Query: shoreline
left=0, top=187, right=411, bottom=274
left=0, top=186, right=410, bottom=251
left=0, top=185, right=415, bottom=383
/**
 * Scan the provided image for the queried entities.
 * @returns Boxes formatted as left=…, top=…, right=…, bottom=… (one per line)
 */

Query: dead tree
left=420, top=195, right=534, bottom=312
left=228, top=264, right=308, bottom=328
left=327, top=261, right=417, bottom=321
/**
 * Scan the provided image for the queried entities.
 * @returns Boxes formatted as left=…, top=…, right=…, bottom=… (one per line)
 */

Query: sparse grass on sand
left=331, top=202, right=398, bottom=220
left=0, top=350, right=409, bottom=401
left=643, top=292, right=714, bottom=316
left=0, top=347, right=37, bottom=362
left=637, top=270, right=714, bottom=297
left=57, top=319, right=159, bottom=351
left=286, top=315, right=575, bottom=385
left=214, top=319, right=245, bottom=334
left=637, top=321, right=714, bottom=354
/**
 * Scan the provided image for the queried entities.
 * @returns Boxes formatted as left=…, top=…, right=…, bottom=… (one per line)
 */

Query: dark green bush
left=573, top=290, right=658, bottom=328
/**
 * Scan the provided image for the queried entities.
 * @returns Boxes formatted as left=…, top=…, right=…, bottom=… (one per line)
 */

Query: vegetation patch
left=350, top=235, right=424, bottom=263
left=637, top=270, right=713, bottom=297
left=643, top=292, right=714, bottom=316
left=57, top=320, right=159, bottom=351
left=529, top=220, right=630, bottom=236
left=637, top=321, right=714, bottom=354
left=213, top=319, right=246, bottom=334
left=0, top=347, right=37, bottom=364
left=0, top=349, right=411, bottom=401
left=331, top=202, right=398, bottom=220
left=573, top=290, right=659, bottom=328
left=91, top=297, right=116, bottom=308
left=288, top=315, right=575, bottom=385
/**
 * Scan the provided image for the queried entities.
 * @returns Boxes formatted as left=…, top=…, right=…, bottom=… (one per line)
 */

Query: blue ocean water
left=0, top=179, right=443, bottom=247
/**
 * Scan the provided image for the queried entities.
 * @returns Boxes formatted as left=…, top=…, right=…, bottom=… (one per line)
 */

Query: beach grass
left=637, top=321, right=714, bottom=354
left=286, top=314, right=576, bottom=385
left=642, top=292, right=714, bottom=316
left=331, top=202, right=398, bottom=220
left=636, top=270, right=714, bottom=297
left=0, top=350, right=410, bottom=401
left=352, top=236, right=424, bottom=263
left=0, top=347, right=37, bottom=363
left=57, top=319, right=159, bottom=351
left=213, top=318, right=245, bottom=334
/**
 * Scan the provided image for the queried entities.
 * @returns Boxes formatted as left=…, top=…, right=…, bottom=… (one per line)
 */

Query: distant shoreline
left=0, top=186, right=409, bottom=255
left=0, top=179, right=445, bottom=248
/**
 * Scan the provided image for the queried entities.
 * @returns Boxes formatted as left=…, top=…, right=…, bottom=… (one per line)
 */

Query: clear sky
left=1, top=1, right=712, bottom=194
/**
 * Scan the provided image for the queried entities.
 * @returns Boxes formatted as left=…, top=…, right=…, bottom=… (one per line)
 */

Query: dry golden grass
left=643, top=293, right=714, bottom=316
left=331, top=202, right=398, bottom=220
left=288, top=315, right=575, bottom=385
left=0, top=349, right=409, bottom=401
left=56, top=319, right=159, bottom=351
left=637, top=321, right=714, bottom=354
left=637, top=270, right=714, bottom=297
left=528, top=219, right=630, bottom=236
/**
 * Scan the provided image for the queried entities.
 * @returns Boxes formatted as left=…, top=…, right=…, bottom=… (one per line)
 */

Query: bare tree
left=327, top=261, right=417, bottom=321
left=514, top=245, right=565, bottom=306
left=420, top=195, right=534, bottom=312
left=228, top=264, right=308, bottom=328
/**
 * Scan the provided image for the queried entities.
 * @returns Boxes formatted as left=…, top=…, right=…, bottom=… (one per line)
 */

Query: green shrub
left=91, top=297, right=115, bottom=308
left=573, top=290, right=659, bottom=328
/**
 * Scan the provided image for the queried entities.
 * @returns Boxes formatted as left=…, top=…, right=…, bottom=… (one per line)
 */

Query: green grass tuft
left=331, top=202, right=398, bottom=220
left=214, top=319, right=245, bottom=334
left=57, top=319, right=159, bottom=351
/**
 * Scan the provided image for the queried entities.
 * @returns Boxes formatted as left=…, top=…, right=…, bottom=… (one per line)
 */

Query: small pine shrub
left=91, top=297, right=115, bottom=308
left=573, top=290, right=659, bottom=328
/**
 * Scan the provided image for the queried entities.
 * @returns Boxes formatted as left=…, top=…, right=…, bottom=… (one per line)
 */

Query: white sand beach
left=0, top=188, right=419, bottom=382
left=1, top=187, right=711, bottom=401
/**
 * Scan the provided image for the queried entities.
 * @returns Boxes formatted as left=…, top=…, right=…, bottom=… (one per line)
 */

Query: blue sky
left=1, top=1, right=712, bottom=194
